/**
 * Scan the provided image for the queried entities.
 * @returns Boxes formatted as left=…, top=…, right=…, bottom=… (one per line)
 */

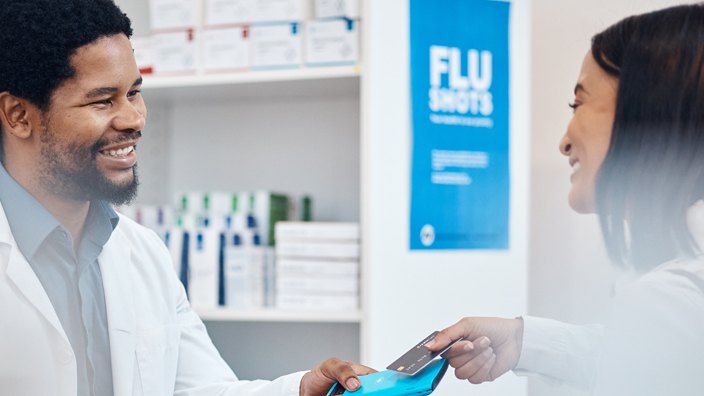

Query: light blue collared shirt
left=0, top=163, right=117, bottom=396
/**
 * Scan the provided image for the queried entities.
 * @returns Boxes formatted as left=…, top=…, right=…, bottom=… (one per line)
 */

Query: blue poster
left=410, top=0, right=510, bottom=250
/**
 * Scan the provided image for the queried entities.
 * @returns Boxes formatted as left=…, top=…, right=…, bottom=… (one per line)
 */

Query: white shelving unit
left=142, top=65, right=361, bottom=88
left=141, top=66, right=361, bottom=101
left=139, top=67, right=364, bottom=318
left=194, top=308, right=362, bottom=323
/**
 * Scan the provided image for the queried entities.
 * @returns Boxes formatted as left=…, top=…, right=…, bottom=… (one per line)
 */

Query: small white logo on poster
left=421, top=224, right=435, bottom=246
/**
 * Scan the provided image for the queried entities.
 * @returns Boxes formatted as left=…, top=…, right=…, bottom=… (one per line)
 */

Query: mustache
left=91, top=130, right=142, bottom=156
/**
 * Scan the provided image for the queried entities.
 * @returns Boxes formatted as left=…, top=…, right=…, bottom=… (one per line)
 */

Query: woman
left=426, top=4, right=704, bottom=395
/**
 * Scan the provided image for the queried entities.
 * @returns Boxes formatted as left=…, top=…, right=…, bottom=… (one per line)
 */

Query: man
left=0, top=1, right=372, bottom=395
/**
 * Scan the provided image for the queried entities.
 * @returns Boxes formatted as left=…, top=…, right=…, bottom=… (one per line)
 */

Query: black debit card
left=386, top=331, right=464, bottom=375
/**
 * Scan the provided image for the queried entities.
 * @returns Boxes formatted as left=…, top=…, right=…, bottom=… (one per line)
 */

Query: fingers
left=467, top=351, right=497, bottom=384
left=444, top=338, right=491, bottom=370
left=426, top=318, right=473, bottom=351
left=453, top=347, right=496, bottom=383
left=320, top=358, right=363, bottom=392
left=442, top=338, right=486, bottom=359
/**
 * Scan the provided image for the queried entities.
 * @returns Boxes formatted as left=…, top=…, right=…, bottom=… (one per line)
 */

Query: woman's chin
left=568, top=190, right=597, bottom=214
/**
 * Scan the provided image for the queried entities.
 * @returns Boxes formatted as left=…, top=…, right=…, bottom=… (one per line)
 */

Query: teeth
left=572, top=162, right=581, bottom=173
left=101, top=146, right=134, bottom=157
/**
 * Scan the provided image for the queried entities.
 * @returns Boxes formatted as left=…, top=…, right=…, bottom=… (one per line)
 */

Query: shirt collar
left=83, top=200, right=120, bottom=249
left=0, top=163, right=119, bottom=260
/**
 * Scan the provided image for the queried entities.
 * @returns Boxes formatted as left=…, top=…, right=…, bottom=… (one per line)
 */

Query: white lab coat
left=0, top=202, right=305, bottom=396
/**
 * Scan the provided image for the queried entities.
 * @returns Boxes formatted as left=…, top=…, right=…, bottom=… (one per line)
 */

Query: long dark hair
left=592, top=4, right=704, bottom=271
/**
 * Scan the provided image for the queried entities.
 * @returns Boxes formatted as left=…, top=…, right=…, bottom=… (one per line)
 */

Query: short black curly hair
left=0, top=0, right=133, bottom=164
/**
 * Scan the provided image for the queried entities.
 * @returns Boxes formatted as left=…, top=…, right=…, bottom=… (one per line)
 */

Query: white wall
left=529, top=1, right=698, bottom=395
left=362, top=1, right=530, bottom=396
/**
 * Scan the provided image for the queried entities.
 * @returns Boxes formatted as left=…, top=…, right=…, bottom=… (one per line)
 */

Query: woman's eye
left=568, top=102, right=580, bottom=112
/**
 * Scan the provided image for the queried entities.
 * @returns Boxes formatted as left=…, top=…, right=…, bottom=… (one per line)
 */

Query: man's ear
left=0, top=92, right=36, bottom=140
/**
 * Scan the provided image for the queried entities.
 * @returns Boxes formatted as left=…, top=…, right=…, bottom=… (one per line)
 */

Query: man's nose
left=113, top=100, right=146, bottom=132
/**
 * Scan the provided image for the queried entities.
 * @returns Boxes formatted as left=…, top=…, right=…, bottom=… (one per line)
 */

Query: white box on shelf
left=276, top=293, right=358, bottom=310
left=251, top=0, right=303, bottom=23
left=276, top=275, right=358, bottom=293
left=313, top=0, right=358, bottom=19
left=205, top=0, right=252, bottom=26
left=149, top=0, right=201, bottom=31
left=131, top=36, right=154, bottom=75
left=277, top=259, right=359, bottom=277
left=276, top=241, right=360, bottom=259
left=305, top=19, right=358, bottom=66
left=224, top=238, right=265, bottom=309
left=153, top=30, right=199, bottom=73
left=275, top=221, right=360, bottom=241
left=251, top=23, right=302, bottom=68
left=202, top=26, right=250, bottom=71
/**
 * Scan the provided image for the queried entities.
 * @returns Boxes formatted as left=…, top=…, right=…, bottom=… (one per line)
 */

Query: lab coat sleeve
left=512, top=316, right=605, bottom=391
left=171, top=267, right=307, bottom=396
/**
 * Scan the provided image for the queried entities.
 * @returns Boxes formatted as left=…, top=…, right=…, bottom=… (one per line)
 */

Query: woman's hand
left=425, top=317, right=524, bottom=384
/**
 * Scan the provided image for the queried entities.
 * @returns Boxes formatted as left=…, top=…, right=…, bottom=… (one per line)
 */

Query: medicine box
left=202, top=27, right=250, bottom=71
left=205, top=0, right=252, bottom=26
left=275, top=222, right=360, bottom=241
left=149, top=0, right=201, bottom=31
left=251, top=0, right=304, bottom=23
left=313, top=0, right=358, bottom=19
left=276, top=259, right=359, bottom=277
left=305, top=19, right=358, bottom=66
left=276, top=275, right=359, bottom=293
left=251, top=23, right=302, bottom=69
left=130, top=37, right=154, bottom=75
left=275, top=241, right=360, bottom=259
left=152, top=30, right=199, bottom=73
left=276, top=293, right=358, bottom=310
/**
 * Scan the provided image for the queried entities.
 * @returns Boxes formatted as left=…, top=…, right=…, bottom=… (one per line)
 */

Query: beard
left=38, top=125, right=141, bottom=206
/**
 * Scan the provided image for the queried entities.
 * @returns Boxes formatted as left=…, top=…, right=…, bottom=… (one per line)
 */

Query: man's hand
left=300, top=357, right=377, bottom=396
left=424, top=317, right=524, bottom=384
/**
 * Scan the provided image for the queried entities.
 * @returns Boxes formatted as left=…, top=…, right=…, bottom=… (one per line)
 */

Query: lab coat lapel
left=99, top=227, right=136, bottom=396
left=0, top=202, right=70, bottom=344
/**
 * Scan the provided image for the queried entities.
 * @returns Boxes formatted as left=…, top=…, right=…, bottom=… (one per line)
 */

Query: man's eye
left=128, top=90, right=141, bottom=98
left=93, top=99, right=112, bottom=106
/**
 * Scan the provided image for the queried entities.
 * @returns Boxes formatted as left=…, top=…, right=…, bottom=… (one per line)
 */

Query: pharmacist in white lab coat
left=427, top=5, right=704, bottom=396
left=0, top=1, right=372, bottom=395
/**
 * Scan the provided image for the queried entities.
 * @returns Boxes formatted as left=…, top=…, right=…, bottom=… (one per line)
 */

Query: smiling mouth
left=100, top=145, right=135, bottom=158
left=570, top=161, right=582, bottom=180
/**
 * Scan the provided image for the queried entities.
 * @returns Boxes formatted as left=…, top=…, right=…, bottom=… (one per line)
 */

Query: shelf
left=140, top=65, right=362, bottom=103
left=196, top=308, right=363, bottom=323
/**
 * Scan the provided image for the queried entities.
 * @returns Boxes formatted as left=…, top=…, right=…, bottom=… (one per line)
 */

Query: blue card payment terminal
left=325, top=358, right=450, bottom=396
